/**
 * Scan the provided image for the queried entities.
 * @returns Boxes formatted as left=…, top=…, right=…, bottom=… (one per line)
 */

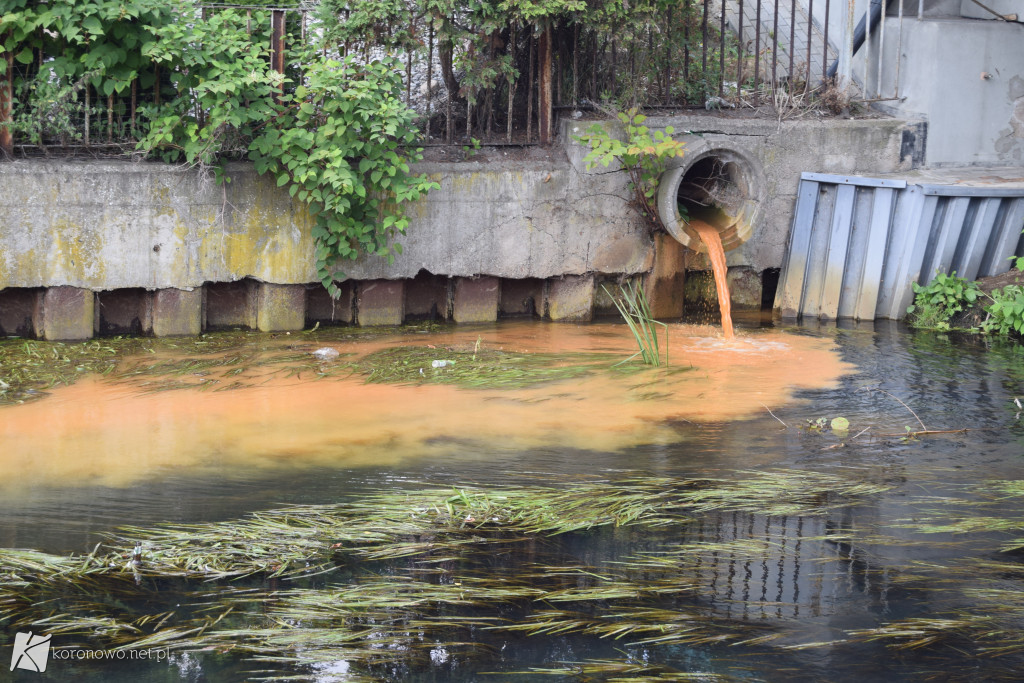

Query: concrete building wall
left=862, top=17, right=1024, bottom=166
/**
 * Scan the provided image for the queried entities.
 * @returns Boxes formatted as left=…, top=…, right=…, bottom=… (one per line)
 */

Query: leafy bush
left=982, top=285, right=1024, bottom=337
left=249, top=57, right=438, bottom=297
left=906, top=271, right=981, bottom=331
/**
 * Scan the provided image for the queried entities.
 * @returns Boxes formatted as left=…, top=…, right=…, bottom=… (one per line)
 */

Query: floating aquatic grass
left=0, top=324, right=450, bottom=405
left=0, top=470, right=901, bottom=679
left=0, top=326, right=644, bottom=405
left=353, top=345, right=618, bottom=389
left=5, top=469, right=1024, bottom=679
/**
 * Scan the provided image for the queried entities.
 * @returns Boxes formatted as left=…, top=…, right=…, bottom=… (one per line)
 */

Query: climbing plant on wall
left=574, top=107, right=686, bottom=230
left=1, top=0, right=437, bottom=297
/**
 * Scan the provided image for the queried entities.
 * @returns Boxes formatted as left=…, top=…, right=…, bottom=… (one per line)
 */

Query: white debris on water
left=312, top=347, right=341, bottom=360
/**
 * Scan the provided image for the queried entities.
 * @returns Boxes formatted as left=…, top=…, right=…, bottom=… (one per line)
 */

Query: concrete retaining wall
left=0, top=115, right=913, bottom=339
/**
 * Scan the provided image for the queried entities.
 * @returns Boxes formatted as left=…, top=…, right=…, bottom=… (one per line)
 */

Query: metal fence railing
left=1, top=1, right=902, bottom=158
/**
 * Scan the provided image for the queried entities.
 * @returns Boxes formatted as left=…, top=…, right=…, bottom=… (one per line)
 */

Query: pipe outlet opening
left=657, top=146, right=763, bottom=253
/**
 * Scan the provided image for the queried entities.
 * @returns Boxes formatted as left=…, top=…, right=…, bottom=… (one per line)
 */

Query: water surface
left=1, top=320, right=1022, bottom=682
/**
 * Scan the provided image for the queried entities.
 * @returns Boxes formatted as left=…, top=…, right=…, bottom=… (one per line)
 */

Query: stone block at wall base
left=452, top=277, right=499, bottom=323
left=357, top=280, right=405, bottom=326
left=306, top=282, right=354, bottom=325
left=257, top=283, right=306, bottom=332
left=547, top=274, right=595, bottom=322
left=152, top=288, right=203, bottom=337
left=727, top=267, right=763, bottom=311
left=644, top=234, right=686, bottom=319
left=35, top=286, right=94, bottom=341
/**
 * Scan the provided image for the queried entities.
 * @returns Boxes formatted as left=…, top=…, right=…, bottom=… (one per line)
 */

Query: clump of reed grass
left=604, top=281, right=668, bottom=367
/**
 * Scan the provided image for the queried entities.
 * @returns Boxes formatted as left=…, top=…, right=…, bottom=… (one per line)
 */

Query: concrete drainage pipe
left=656, top=143, right=764, bottom=253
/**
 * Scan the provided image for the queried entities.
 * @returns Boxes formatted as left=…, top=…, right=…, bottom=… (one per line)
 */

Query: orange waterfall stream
left=690, top=219, right=735, bottom=339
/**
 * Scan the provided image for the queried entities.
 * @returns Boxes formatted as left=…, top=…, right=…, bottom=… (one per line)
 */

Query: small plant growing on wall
left=573, top=107, right=686, bottom=230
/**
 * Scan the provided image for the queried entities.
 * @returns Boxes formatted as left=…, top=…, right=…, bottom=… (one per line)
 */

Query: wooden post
left=271, top=10, right=286, bottom=103
left=0, top=33, right=12, bottom=157
left=537, top=21, right=553, bottom=145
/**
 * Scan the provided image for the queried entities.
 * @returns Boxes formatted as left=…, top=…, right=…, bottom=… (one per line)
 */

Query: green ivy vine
left=1, top=0, right=438, bottom=297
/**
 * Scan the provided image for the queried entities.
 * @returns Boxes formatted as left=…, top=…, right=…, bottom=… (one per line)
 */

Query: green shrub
left=982, top=285, right=1024, bottom=337
left=906, top=271, right=982, bottom=331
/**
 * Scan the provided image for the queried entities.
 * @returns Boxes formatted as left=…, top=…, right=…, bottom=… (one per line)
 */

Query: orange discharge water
left=690, top=219, right=734, bottom=339
left=0, top=323, right=853, bottom=491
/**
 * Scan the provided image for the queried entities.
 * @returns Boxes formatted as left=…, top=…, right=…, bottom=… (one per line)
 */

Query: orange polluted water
left=0, top=323, right=852, bottom=492
left=690, top=219, right=735, bottom=339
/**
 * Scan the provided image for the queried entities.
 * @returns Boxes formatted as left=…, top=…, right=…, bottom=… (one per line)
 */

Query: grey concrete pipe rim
left=657, top=143, right=764, bottom=252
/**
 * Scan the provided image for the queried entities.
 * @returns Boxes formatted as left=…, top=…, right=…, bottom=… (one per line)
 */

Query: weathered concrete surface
left=452, top=277, right=499, bottom=323
left=357, top=280, right=404, bottom=327
left=644, top=234, right=686, bottom=319
left=0, top=117, right=911, bottom=297
left=36, top=286, right=93, bottom=340
left=547, top=274, right=595, bottom=322
left=630, top=116, right=910, bottom=272
left=683, top=267, right=763, bottom=313
left=256, top=283, right=305, bottom=332
left=306, top=283, right=354, bottom=326
left=726, top=267, right=763, bottom=311
left=683, top=271, right=717, bottom=316
left=152, top=288, right=202, bottom=337
left=866, top=17, right=1024, bottom=166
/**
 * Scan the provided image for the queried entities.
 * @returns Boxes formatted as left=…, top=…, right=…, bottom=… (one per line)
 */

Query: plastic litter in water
left=431, top=360, right=455, bottom=368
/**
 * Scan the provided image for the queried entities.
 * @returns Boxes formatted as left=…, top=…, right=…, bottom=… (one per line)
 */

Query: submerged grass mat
left=2, top=470, right=1023, bottom=680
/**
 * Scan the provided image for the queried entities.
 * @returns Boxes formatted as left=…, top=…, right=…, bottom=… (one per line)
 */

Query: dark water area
left=1, top=320, right=1023, bottom=682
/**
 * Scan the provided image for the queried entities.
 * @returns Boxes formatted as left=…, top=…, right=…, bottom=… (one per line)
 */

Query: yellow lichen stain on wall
left=47, top=219, right=104, bottom=284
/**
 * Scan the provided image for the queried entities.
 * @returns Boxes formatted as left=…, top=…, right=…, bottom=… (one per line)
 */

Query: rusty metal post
left=271, top=10, right=286, bottom=103
left=772, top=0, right=779, bottom=86
left=526, top=33, right=534, bottom=143
left=789, top=0, right=796, bottom=85
left=684, top=0, right=690, bottom=83
left=538, top=22, right=553, bottom=145
left=0, top=33, right=12, bottom=157
left=701, top=0, right=709, bottom=98
left=737, top=0, right=744, bottom=97
left=719, top=0, right=726, bottom=97
left=665, top=8, right=673, bottom=102
left=839, top=0, right=854, bottom=89
left=754, top=0, right=761, bottom=92
left=824, top=0, right=830, bottom=82
left=426, top=23, right=433, bottom=141
left=806, top=0, right=813, bottom=90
